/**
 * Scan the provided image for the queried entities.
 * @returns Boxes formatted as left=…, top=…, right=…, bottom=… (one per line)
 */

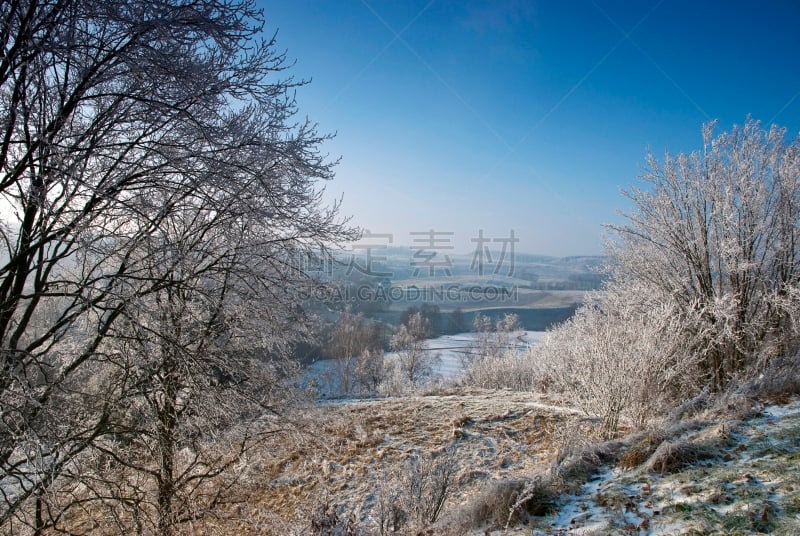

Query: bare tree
left=372, top=448, right=459, bottom=534
left=609, top=118, right=800, bottom=391
left=461, top=313, right=525, bottom=389
left=469, top=313, right=521, bottom=362
left=0, top=0, right=354, bottom=532
left=326, top=312, right=382, bottom=395
left=355, top=348, right=385, bottom=394
left=399, top=304, right=440, bottom=336
left=402, top=448, right=459, bottom=526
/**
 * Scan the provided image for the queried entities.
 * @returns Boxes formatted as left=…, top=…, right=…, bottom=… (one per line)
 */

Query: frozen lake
left=304, top=331, right=545, bottom=397
left=411, top=330, right=545, bottom=378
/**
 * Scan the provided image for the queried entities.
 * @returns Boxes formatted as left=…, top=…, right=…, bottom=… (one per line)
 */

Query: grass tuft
left=644, top=439, right=717, bottom=474
left=457, top=476, right=557, bottom=531
left=619, top=428, right=668, bottom=469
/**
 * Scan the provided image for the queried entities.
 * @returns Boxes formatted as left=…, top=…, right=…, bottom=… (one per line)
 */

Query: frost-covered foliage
left=325, top=312, right=384, bottom=394
left=529, top=281, right=704, bottom=434
left=531, top=120, right=800, bottom=431
left=547, top=119, right=800, bottom=430
left=461, top=313, right=530, bottom=389
left=471, top=313, right=523, bottom=361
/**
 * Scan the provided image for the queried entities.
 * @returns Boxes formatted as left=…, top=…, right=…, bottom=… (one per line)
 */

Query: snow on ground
left=248, top=388, right=577, bottom=533
left=425, top=331, right=545, bottom=379
left=297, top=328, right=800, bottom=534
left=522, top=398, right=800, bottom=535
left=235, top=384, right=800, bottom=534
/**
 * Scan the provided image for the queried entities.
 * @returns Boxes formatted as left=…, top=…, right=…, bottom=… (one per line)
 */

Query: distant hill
left=328, top=249, right=608, bottom=291
left=299, top=250, right=606, bottom=330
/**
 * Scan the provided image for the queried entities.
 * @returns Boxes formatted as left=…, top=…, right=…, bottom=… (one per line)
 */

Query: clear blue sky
left=257, top=0, right=800, bottom=256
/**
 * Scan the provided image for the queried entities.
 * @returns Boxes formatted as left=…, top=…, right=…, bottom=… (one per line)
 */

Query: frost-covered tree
left=470, top=312, right=522, bottom=362
left=609, top=119, right=800, bottom=391
left=533, top=281, right=702, bottom=434
left=0, top=0, right=354, bottom=532
left=519, top=120, right=800, bottom=434
left=391, top=312, right=435, bottom=387
left=460, top=313, right=525, bottom=389
left=326, top=312, right=382, bottom=394
left=355, top=347, right=386, bottom=393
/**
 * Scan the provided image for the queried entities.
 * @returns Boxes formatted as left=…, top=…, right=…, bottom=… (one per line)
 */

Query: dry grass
left=37, top=387, right=800, bottom=535
left=619, top=428, right=668, bottom=469
left=644, top=438, right=717, bottom=474
left=551, top=440, right=621, bottom=494
left=452, top=428, right=627, bottom=533
left=454, top=476, right=557, bottom=531
left=225, top=389, right=582, bottom=533
left=46, top=367, right=800, bottom=536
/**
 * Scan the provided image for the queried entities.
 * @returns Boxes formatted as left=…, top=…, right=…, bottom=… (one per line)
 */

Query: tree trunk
left=156, top=358, right=178, bottom=536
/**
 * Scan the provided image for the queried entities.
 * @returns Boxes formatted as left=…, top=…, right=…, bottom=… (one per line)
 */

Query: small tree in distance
left=470, top=312, right=522, bottom=361
left=391, top=312, right=437, bottom=388
left=449, top=307, right=466, bottom=334
left=355, top=348, right=386, bottom=393
left=326, top=312, right=382, bottom=394
left=460, top=313, right=525, bottom=389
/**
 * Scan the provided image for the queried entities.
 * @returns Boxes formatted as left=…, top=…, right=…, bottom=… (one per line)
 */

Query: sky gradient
left=257, top=0, right=800, bottom=256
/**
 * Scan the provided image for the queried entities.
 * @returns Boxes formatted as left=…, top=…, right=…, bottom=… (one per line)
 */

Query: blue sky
left=257, top=0, right=800, bottom=256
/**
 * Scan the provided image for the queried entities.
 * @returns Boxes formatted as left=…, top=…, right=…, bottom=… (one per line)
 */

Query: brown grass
left=455, top=476, right=557, bottom=531
left=644, top=438, right=717, bottom=474
left=619, top=428, right=669, bottom=469
left=551, top=440, right=621, bottom=494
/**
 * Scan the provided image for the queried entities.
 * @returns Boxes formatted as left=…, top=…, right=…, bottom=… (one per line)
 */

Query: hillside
left=220, top=390, right=800, bottom=535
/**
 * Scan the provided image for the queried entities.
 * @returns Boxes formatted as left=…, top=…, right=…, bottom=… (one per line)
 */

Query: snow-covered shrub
left=530, top=280, right=705, bottom=434
left=609, top=119, right=800, bottom=391
left=461, top=313, right=530, bottom=389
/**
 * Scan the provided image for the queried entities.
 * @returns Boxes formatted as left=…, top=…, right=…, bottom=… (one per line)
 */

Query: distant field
left=348, top=285, right=586, bottom=310
left=305, top=252, right=600, bottom=330
left=364, top=305, right=578, bottom=332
